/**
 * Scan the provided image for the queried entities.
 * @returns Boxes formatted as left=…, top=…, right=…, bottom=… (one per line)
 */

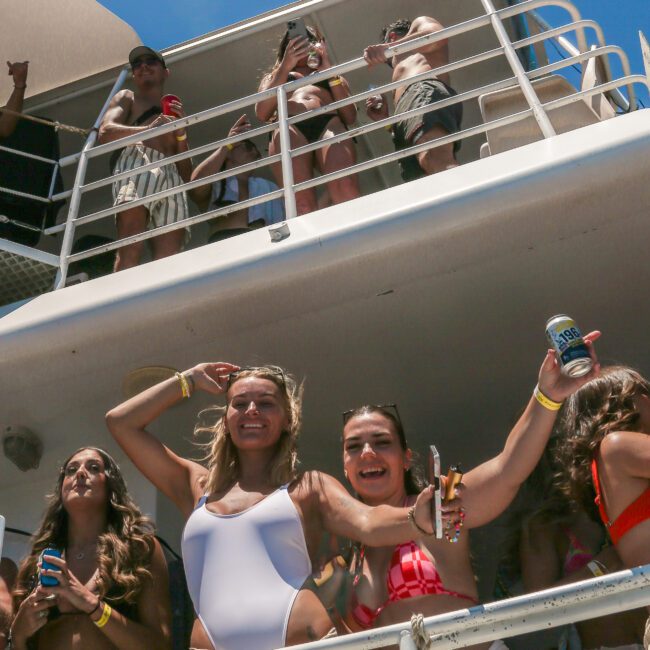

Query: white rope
left=410, top=613, right=432, bottom=650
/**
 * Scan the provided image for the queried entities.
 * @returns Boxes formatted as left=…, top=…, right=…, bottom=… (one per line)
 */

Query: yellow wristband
left=176, top=372, right=191, bottom=399
left=94, top=602, right=112, bottom=628
left=175, top=133, right=187, bottom=142
left=329, top=77, right=343, bottom=87
left=226, top=143, right=234, bottom=151
left=587, top=560, right=605, bottom=577
left=534, top=385, right=563, bottom=411
left=384, top=125, right=393, bottom=132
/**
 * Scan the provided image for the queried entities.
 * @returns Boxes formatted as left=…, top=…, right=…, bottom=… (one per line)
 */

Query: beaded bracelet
left=444, top=508, right=465, bottom=543
left=534, top=384, right=563, bottom=411
left=407, top=505, right=431, bottom=536
left=94, top=602, right=112, bottom=628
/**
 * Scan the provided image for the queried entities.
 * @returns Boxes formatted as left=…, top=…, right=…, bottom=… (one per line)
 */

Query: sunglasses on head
left=342, top=403, right=401, bottom=425
left=226, top=365, right=287, bottom=390
left=132, top=57, right=161, bottom=70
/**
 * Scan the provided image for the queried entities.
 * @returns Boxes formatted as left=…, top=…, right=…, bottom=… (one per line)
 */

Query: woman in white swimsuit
left=106, top=363, right=441, bottom=650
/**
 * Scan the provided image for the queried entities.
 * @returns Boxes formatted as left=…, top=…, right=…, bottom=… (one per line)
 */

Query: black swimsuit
left=286, top=72, right=339, bottom=144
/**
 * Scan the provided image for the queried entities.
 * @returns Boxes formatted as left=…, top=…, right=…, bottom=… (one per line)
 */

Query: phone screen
left=429, top=445, right=443, bottom=539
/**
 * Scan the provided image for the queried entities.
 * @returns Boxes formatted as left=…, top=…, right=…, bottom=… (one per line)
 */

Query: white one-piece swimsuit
left=181, top=485, right=312, bottom=650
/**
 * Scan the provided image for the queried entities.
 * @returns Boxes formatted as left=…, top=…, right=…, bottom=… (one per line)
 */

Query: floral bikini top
left=350, top=541, right=477, bottom=629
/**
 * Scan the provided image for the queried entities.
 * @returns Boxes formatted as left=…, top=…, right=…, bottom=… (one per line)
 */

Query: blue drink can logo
left=545, top=315, right=593, bottom=377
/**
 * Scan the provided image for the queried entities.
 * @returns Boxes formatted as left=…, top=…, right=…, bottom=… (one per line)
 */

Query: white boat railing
left=0, top=0, right=647, bottom=293
left=282, top=564, right=650, bottom=650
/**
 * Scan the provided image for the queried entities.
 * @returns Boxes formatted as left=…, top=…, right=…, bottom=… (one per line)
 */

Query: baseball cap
left=128, top=46, right=166, bottom=68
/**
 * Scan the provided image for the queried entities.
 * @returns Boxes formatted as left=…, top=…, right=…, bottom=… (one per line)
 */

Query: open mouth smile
left=358, top=466, right=387, bottom=479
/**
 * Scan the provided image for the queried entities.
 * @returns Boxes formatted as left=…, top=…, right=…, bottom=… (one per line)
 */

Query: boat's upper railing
left=284, top=563, right=650, bottom=649
left=0, top=0, right=647, bottom=296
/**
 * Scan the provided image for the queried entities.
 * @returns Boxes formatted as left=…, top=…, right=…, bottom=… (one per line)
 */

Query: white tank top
left=181, top=485, right=312, bottom=650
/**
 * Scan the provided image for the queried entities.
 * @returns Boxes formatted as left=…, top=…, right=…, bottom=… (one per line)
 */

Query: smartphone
left=39, top=548, right=62, bottom=586
left=286, top=17, right=310, bottom=41
left=428, top=446, right=443, bottom=539
left=444, top=464, right=463, bottom=502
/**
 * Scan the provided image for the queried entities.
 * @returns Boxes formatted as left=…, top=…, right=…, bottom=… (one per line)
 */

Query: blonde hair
left=196, top=366, right=303, bottom=494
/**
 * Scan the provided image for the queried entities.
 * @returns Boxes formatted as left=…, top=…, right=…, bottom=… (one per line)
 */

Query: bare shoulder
left=600, top=430, right=649, bottom=459
left=412, top=16, right=445, bottom=33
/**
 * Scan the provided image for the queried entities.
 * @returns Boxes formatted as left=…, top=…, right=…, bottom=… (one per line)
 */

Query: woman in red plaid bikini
left=341, top=335, right=600, bottom=649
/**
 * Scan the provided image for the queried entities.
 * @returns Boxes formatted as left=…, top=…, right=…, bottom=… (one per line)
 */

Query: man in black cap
left=98, top=46, right=192, bottom=271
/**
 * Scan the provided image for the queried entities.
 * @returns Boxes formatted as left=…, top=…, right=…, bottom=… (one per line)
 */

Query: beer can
left=545, top=314, right=593, bottom=377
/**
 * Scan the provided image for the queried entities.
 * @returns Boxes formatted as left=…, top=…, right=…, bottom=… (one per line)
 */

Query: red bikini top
left=350, top=541, right=476, bottom=629
left=591, top=458, right=650, bottom=544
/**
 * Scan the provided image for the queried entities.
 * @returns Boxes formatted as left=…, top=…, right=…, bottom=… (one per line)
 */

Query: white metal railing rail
left=0, top=0, right=647, bottom=293
left=282, top=564, right=650, bottom=650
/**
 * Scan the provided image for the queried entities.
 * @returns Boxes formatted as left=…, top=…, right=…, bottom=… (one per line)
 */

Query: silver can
left=545, top=314, right=593, bottom=377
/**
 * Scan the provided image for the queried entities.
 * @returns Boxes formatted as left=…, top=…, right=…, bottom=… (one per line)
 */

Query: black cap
left=129, top=46, right=166, bottom=68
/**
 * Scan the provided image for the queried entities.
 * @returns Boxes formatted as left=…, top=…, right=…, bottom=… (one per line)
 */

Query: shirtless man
left=363, top=18, right=462, bottom=182
left=98, top=46, right=192, bottom=271
left=1, top=61, right=29, bottom=139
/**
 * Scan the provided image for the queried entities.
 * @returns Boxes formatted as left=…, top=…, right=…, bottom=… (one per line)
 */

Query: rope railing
left=0, top=0, right=646, bottom=292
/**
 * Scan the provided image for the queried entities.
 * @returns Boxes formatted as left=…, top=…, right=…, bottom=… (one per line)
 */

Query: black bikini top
left=287, top=71, right=331, bottom=92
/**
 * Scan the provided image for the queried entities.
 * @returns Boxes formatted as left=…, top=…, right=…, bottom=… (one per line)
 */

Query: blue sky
left=99, top=0, right=649, bottom=105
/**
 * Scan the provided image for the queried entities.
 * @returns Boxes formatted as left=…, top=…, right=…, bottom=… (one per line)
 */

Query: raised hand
left=363, top=44, right=388, bottom=67
left=228, top=114, right=252, bottom=140
left=538, top=330, right=601, bottom=402
left=7, top=60, right=28, bottom=86
left=185, top=362, right=240, bottom=396
left=282, top=36, right=310, bottom=69
left=411, top=484, right=435, bottom=535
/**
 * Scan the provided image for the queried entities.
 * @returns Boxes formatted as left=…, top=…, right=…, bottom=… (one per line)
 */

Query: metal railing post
left=54, top=67, right=128, bottom=289
left=481, top=0, right=556, bottom=138
left=276, top=85, right=298, bottom=219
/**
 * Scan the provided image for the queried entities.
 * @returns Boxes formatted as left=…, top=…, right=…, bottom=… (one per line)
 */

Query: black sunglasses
left=342, top=403, right=401, bottom=425
left=132, top=56, right=161, bottom=70
left=227, top=365, right=286, bottom=390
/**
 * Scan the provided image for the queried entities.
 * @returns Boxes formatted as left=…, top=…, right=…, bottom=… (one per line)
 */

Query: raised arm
left=189, top=114, right=250, bottom=208
left=316, top=42, right=356, bottom=126
left=364, top=16, right=447, bottom=66
left=255, top=36, right=309, bottom=122
left=314, top=472, right=434, bottom=546
left=461, top=332, right=601, bottom=529
left=0, top=61, right=28, bottom=138
left=105, top=362, right=238, bottom=517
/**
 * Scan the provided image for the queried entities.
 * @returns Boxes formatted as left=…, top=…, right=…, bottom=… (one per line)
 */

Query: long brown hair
left=14, top=447, right=155, bottom=608
left=342, top=405, right=426, bottom=496
left=196, top=366, right=303, bottom=494
left=554, top=366, right=650, bottom=517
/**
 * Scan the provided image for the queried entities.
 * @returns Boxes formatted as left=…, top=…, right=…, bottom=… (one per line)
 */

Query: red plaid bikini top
left=350, top=541, right=476, bottom=629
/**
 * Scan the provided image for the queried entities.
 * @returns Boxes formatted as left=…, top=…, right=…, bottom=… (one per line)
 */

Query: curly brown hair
left=195, top=366, right=303, bottom=494
left=14, top=447, right=155, bottom=609
left=554, top=366, right=650, bottom=518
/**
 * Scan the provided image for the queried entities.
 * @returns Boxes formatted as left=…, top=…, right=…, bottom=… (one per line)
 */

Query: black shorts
left=392, top=79, right=463, bottom=182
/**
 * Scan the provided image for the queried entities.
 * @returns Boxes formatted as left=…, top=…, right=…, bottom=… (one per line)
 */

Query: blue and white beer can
left=545, top=314, right=593, bottom=377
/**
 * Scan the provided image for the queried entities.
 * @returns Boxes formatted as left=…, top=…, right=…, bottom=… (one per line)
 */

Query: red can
left=161, top=94, right=181, bottom=117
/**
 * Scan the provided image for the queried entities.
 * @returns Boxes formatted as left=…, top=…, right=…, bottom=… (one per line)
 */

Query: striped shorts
left=112, top=144, right=190, bottom=241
